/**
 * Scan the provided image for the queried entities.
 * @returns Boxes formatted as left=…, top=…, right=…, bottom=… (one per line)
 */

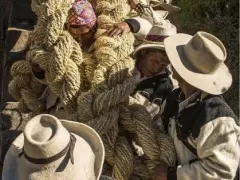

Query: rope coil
left=9, top=0, right=83, bottom=114
left=8, top=0, right=177, bottom=178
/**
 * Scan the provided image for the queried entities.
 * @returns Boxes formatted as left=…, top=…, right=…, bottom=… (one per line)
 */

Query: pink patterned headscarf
left=67, top=0, right=97, bottom=28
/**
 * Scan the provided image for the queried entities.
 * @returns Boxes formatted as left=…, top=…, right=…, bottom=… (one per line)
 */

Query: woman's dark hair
left=135, top=48, right=166, bottom=62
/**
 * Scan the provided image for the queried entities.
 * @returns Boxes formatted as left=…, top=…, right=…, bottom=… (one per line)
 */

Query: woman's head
left=66, top=0, right=97, bottom=48
left=136, top=48, right=170, bottom=77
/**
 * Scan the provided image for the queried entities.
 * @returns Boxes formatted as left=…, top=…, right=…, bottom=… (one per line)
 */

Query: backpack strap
left=181, top=138, right=197, bottom=157
left=161, top=88, right=181, bottom=132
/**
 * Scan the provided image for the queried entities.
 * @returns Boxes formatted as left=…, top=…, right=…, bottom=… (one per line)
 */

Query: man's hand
left=152, top=162, right=168, bottom=180
left=129, top=0, right=139, bottom=9
left=106, top=22, right=131, bottom=37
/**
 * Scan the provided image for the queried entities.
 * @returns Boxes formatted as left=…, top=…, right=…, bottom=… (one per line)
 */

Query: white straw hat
left=153, top=10, right=169, bottom=20
left=138, top=0, right=169, bottom=24
left=151, top=0, right=181, bottom=13
left=164, top=31, right=232, bottom=95
left=2, top=114, right=105, bottom=180
left=133, top=20, right=177, bottom=57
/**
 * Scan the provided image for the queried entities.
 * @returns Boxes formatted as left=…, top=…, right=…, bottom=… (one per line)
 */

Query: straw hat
left=2, top=114, right=105, bottom=180
left=153, top=10, right=169, bottom=20
left=137, top=0, right=169, bottom=25
left=164, top=31, right=232, bottom=95
left=133, top=20, right=177, bottom=57
left=140, top=0, right=180, bottom=14
left=151, top=0, right=181, bottom=13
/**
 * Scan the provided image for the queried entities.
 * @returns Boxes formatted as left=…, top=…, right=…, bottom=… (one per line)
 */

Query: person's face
left=68, top=25, right=95, bottom=48
left=137, top=50, right=170, bottom=77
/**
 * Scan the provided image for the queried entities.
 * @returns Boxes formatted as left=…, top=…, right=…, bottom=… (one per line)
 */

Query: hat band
left=146, top=35, right=168, bottom=42
left=18, top=134, right=76, bottom=165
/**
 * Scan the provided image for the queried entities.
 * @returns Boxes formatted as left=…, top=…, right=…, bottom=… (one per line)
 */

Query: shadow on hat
left=150, top=0, right=181, bottom=14
left=138, top=0, right=170, bottom=22
left=2, top=114, right=105, bottom=180
left=164, top=31, right=232, bottom=95
left=133, top=20, right=177, bottom=57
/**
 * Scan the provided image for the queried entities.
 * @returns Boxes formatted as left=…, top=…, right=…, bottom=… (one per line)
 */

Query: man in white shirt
left=152, top=31, right=240, bottom=180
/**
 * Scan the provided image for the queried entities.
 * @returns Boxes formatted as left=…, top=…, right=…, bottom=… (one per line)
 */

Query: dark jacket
left=134, top=72, right=173, bottom=106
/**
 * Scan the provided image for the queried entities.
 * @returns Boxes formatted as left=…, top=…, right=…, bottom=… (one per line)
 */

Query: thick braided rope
left=76, top=0, right=177, bottom=179
left=9, top=0, right=84, bottom=114
left=120, top=101, right=176, bottom=171
left=8, top=60, right=46, bottom=113
left=28, top=0, right=83, bottom=114
left=76, top=0, right=137, bottom=178
left=7, top=0, right=177, bottom=178
left=78, top=0, right=176, bottom=178
left=77, top=58, right=136, bottom=180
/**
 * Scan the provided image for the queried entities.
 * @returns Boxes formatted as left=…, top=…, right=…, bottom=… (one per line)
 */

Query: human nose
left=151, top=65, right=160, bottom=75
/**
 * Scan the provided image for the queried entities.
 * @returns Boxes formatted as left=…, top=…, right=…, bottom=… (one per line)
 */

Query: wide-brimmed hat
left=133, top=20, right=177, bottom=57
left=151, top=0, right=181, bottom=13
left=136, top=0, right=169, bottom=24
left=2, top=114, right=105, bottom=180
left=164, top=31, right=232, bottom=95
left=153, top=10, right=169, bottom=20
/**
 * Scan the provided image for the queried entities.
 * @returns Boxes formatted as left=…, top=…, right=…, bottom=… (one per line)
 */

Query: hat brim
left=159, top=3, right=181, bottom=13
left=133, top=42, right=165, bottom=57
left=154, top=10, right=169, bottom=19
left=2, top=120, right=105, bottom=180
left=164, top=33, right=232, bottom=95
left=60, top=120, right=105, bottom=179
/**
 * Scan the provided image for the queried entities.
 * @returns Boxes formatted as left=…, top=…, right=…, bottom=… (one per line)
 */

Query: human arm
left=153, top=117, right=240, bottom=180
left=152, top=162, right=169, bottom=180
left=176, top=117, right=240, bottom=180
left=106, top=16, right=152, bottom=37
left=171, top=117, right=240, bottom=180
